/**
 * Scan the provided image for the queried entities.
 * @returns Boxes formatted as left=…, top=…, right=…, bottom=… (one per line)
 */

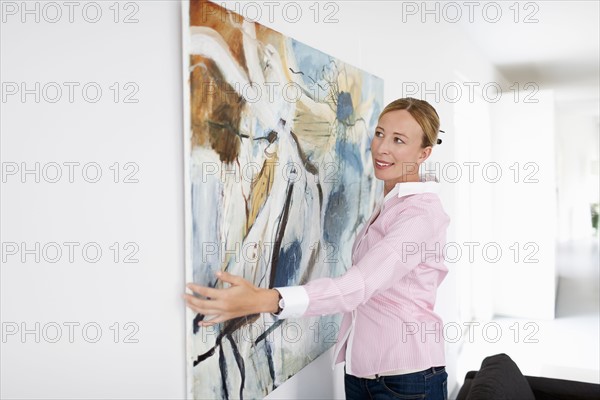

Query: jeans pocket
left=379, top=376, right=426, bottom=399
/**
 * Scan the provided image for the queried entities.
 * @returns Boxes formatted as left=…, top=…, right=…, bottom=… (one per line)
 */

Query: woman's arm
left=301, top=209, right=443, bottom=316
left=185, top=202, right=447, bottom=325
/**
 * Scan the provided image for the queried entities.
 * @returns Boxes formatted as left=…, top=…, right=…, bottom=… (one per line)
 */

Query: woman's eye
left=375, top=131, right=383, bottom=137
left=394, top=138, right=404, bottom=144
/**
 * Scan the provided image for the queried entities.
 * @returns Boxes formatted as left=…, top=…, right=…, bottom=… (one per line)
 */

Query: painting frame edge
left=180, top=1, right=194, bottom=399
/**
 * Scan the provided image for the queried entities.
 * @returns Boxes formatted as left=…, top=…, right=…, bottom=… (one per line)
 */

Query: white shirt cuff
left=273, top=286, right=309, bottom=319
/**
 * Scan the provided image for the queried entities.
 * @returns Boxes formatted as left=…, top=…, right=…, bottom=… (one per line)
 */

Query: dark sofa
left=456, top=353, right=600, bottom=400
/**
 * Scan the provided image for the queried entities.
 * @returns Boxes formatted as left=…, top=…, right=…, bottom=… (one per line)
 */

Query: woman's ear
left=418, top=146, right=432, bottom=164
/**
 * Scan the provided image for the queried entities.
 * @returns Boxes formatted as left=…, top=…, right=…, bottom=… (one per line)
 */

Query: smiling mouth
left=375, top=160, right=394, bottom=169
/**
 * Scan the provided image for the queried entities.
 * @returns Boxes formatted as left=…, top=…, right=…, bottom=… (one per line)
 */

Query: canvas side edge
left=180, top=1, right=194, bottom=399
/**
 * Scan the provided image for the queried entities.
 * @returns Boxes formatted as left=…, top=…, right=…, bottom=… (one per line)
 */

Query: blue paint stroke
left=274, top=241, right=302, bottom=287
left=336, top=92, right=354, bottom=122
left=323, top=185, right=350, bottom=246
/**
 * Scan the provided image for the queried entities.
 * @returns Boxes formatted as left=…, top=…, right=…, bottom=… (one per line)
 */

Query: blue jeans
left=344, top=366, right=448, bottom=399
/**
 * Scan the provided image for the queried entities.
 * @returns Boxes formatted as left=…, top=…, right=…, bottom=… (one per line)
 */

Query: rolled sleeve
left=273, top=286, right=309, bottom=319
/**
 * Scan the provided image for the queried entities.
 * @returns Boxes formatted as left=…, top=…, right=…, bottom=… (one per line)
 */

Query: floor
left=453, top=236, right=600, bottom=397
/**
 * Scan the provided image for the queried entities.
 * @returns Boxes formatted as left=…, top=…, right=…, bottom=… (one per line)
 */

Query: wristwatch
left=274, top=289, right=285, bottom=316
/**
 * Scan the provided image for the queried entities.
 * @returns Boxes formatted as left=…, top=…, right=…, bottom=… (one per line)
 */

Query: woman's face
left=371, top=109, right=432, bottom=190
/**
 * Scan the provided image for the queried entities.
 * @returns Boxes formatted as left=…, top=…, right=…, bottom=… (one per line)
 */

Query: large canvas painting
left=182, top=0, right=384, bottom=398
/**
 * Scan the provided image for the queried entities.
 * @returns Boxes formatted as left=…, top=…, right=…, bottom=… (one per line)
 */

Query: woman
left=185, top=97, right=450, bottom=399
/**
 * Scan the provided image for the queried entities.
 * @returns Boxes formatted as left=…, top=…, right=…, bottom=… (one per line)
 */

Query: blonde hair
left=379, top=98, right=441, bottom=147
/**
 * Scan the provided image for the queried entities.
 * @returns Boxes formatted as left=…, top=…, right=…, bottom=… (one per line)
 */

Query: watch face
left=279, top=298, right=285, bottom=309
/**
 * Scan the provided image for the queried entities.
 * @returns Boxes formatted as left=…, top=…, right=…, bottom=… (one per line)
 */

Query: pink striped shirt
left=275, top=179, right=451, bottom=377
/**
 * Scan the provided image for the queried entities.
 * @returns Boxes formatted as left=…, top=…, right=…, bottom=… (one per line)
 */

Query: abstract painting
left=182, top=1, right=383, bottom=398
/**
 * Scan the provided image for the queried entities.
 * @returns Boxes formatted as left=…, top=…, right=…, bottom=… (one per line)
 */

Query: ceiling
left=457, top=1, right=599, bottom=114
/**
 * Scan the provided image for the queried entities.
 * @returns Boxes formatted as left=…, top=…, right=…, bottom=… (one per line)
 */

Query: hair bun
left=437, top=138, right=442, bottom=145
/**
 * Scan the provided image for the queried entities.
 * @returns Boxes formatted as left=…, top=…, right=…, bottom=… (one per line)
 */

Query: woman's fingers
left=183, top=294, right=239, bottom=327
left=183, top=294, right=222, bottom=315
left=199, top=315, right=228, bottom=326
left=183, top=293, right=241, bottom=317
left=186, top=283, right=221, bottom=299
left=185, top=271, right=247, bottom=297
left=184, top=272, right=259, bottom=325
left=216, top=271, right=246, bottom=286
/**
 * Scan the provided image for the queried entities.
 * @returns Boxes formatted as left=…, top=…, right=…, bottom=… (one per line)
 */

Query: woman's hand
left=183, top=271, right=280, bottom=327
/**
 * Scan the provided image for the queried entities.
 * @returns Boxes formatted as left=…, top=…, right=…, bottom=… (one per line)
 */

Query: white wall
left=555, top=104, right=600, bottom=241
left=1, top=1, right=186, bottom=399
left=490, top=90, right=557, bottom=320
left=1, top=1, right=511, bottom=398
left=453, top=86, right=495, bottom=323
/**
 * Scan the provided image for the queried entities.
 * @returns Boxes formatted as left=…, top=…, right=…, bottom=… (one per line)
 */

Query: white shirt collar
left=382, top=174, right=440, bottom=204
